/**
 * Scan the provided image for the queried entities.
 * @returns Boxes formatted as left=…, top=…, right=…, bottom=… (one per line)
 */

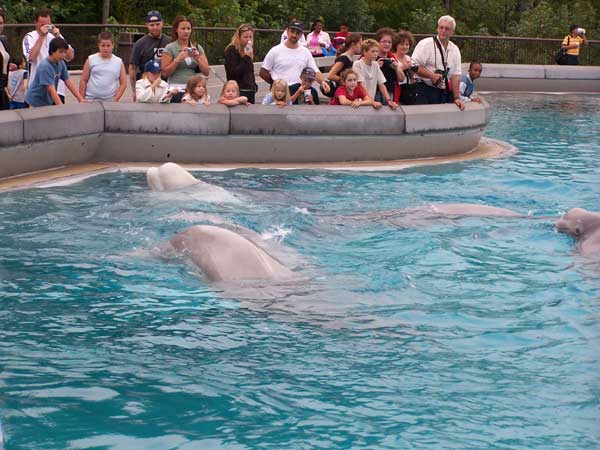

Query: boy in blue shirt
left=459, top=61, right=482, bottom=103
left=25, top=37, right=85, bottom=107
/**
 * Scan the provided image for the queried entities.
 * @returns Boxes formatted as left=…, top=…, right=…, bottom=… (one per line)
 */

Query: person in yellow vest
left=562, top=25, right=588, bottom=65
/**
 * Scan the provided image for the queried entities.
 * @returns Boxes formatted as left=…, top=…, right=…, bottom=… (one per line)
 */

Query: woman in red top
left=330, top=69, right=376, bottom=108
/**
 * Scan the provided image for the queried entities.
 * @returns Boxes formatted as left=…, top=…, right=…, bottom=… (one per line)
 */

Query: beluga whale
left=162, top=225, right=295, bottom=283
left=146, top=162, right=239, bottom=203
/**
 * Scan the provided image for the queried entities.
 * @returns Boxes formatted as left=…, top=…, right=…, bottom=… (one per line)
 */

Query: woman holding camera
left=224, top=24, right=257, bottom=104
left=375, top=28, right=403, bottom=104
left=161, top=15, right=210, bottom=102
left=562, top=25, right=588, bottom=65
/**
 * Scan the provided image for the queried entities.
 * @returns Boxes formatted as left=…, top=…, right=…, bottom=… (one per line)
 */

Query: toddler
left=5, top=56, right=28, bottom=109
left=218, top=80, right=248, bottom=106
left=135, top=60, right=172, bottom=103
left=262, top=79, right=291, bottom=106
left=182, top=75, right=210, bottom=105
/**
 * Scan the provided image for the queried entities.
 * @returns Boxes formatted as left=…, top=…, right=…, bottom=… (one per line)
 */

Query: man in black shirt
left=128, top=10, right=171, bottom=101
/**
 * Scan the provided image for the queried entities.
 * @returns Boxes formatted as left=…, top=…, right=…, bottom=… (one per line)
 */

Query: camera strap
left=433, top=36, right=451, bottom=92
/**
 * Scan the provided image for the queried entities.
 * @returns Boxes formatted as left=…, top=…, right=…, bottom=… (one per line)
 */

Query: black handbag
left=555, top=37, right=569, bottom=65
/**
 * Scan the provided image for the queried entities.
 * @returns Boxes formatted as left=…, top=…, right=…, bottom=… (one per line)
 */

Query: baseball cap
left=146, top=10, right=163, bottom=23
left=301, top=67, right=316, bottom=80
left=144, top=59, right=161, bottom=73
left=288, top=20, right=304, bottom=32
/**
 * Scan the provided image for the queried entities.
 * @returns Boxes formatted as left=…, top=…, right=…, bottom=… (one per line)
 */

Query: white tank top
left=85, top=53, right=123, bottom=101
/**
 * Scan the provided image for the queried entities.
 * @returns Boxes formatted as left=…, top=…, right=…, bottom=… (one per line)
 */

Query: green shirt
left=163, top=41, right=205, bottom=85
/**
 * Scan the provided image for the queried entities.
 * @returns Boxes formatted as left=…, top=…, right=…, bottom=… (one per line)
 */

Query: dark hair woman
left=0, top=11, right=12, bottom=110
left=374, top=27, right=402, bottom=105
left=323, top=32, right=362, bottom=97
left=306, top=20, right=331, bottom=57
left=224, top=23, right=258, bottom=103
left=161, top=15, right=210, bottom=102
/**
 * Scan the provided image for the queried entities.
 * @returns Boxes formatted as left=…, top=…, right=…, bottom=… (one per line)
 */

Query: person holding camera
left=393, top=30, right=419, bottom=105
left=411, top=15, right=464, bottom=111
left=161, top=15, right=210, bottom=103
left=23, top=8, right=74, bottom=104
left=561, top=25, right=588, bottom=65
left=375, top=27, right=404, bottom=105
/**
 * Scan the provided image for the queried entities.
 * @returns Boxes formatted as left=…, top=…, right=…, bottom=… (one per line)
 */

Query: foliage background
left=1, top=0, right=598, bottom=38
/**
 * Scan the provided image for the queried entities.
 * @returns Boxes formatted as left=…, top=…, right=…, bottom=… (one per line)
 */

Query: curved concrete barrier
left=474, top=64, right=600, bottom=92
left=0, top=100, right=489, bottom=178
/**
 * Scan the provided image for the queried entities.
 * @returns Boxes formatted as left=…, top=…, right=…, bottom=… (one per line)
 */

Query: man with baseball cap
left=260, top=20, right=330, bottom=100
left=128, top=10, right=171, bottom=101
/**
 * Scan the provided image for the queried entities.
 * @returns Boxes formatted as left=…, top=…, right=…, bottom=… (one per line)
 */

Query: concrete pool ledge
left=475, top=64, right=600, bottom=92
left=0, top=99, right=489, bottom=179
left=0, top=137, right=514, bottom=191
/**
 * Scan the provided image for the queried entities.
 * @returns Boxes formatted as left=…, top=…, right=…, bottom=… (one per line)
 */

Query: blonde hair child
left=182, top=75, right=210, bottom=105
left=351, top=38, right=398, bottom=110
left=262, top=79, right=291, bottom=106
left=218, top=80, right=248, bottom=106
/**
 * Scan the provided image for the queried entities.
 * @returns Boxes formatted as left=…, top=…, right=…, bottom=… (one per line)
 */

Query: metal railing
left=3, top=24, right=599, bottom=69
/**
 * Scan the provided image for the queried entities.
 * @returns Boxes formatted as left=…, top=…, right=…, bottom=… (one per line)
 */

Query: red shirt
left=330, top=84, right=369, bottom=105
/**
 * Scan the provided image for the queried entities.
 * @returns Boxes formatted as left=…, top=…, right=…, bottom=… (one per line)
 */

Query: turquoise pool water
left=1, top=94, right=599, bottom=449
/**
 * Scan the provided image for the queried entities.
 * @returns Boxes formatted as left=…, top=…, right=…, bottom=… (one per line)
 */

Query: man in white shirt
left=23, top=8, right=74, bottom=103
left=280, top=17, right=307, bottom=47
left=411, top=15, right=464, bottom=111
left=260, top=21, right=329, bottom=98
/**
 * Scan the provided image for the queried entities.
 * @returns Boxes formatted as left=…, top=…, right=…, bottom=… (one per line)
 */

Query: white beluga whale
left=147, top=162, right=199, bottom=191
left=146, top=162, right=239, bottom=203
left=555, top=208, right=600, bottom=256
left=342, top=203, right=525, bottom=228
left=163, top=225, right=295, bottom=283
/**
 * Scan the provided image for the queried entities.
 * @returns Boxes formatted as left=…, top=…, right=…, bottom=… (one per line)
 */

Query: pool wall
left=472, top=64, right=600, bottom=92
left=0, top=100, right=488, bottom=178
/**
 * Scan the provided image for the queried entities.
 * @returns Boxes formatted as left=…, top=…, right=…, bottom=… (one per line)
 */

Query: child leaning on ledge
left=25, top=37, right=85, bottom=107
left=135, top=60, right=172, bottom=103
left=262, top=79, right=292, bottom=106
left=5, top=56, right=28, bottom=109
left=182, top=75, right=210, bottom=105
left=79, top=31, right=127, bottom=102
left=290, top=67, right=319, bottom=105
left=330, top=69, right=376, bottom=108
left=218, top=80, right=248, bottom=106
left=459, top=61, right=482, bottom=103
left=352, top=38, right=397, bottom=110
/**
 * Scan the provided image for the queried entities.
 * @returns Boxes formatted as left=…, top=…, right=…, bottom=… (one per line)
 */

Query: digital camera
left=577, top=28, right=586, bottom=36
left=47, top=25, right=55, bottom=32
left=184, top=47, right=194, bottom=53
left=433, top=68, right=448, bottom=88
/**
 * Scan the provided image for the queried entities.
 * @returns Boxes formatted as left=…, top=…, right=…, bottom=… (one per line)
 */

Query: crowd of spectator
left=0, top=8, right=490, bottom=112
